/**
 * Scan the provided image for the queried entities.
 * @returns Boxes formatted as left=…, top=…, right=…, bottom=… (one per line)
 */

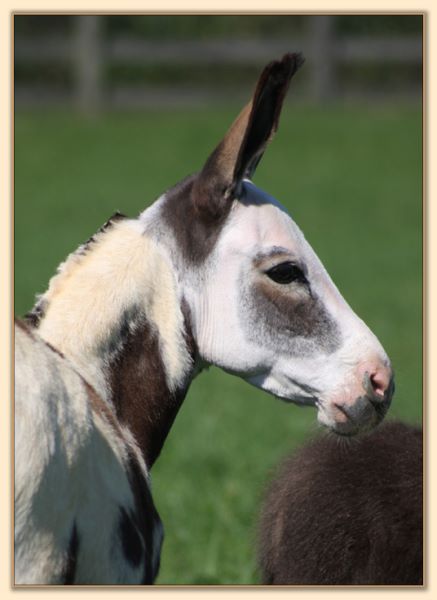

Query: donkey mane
left=31, top=218, right=191, bottom=392
left=26, top=211, right=127, bottom=327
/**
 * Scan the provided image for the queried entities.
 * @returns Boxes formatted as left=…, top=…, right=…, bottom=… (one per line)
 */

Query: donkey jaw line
left=246, top=368, right=393, bottom=436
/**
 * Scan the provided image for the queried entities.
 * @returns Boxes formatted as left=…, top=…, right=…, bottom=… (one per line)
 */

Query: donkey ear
left=192, top=52, right=304, bottom=219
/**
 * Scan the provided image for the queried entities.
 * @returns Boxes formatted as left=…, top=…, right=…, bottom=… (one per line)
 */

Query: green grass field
left=14, top=104, right=422, bottom=584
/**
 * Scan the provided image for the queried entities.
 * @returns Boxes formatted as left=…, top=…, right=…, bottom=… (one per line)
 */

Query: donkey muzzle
left=327, top=364, right=394, bottom=436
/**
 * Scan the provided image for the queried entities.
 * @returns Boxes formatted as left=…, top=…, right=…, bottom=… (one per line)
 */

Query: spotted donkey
left=15, top=54, right=394, bottom=585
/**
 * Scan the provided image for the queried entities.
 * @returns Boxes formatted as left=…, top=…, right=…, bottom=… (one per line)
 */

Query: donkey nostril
left=364, top=368, right=394, bottom=406
left=370, top=372, right=387, bottom=398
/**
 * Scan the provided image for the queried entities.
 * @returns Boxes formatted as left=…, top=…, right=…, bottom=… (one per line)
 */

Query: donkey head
left=158, top=53, right=393, bottom=436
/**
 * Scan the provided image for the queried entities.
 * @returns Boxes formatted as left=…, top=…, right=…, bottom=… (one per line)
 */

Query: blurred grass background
left=14, top=12, right=422, bottom=586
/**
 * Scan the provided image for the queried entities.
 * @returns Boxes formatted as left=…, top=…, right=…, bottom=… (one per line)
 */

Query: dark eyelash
left=266, top=261, right=307, bottom=285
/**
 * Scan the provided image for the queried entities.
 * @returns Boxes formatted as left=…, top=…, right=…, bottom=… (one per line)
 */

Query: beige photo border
left=1, top=3, right=431, bottom=598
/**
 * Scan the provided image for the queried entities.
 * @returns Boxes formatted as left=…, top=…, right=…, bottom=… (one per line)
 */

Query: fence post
left=309, top=16, right=336, bottom=103
left=74, top=16, right=103, bottom=116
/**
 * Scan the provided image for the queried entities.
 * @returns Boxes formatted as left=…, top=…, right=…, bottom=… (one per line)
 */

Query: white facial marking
left=184, top=180, right=391, bottom=434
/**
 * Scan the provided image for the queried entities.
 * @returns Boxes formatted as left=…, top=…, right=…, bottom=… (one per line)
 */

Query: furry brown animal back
left=258, top=421, right=423, bottom=585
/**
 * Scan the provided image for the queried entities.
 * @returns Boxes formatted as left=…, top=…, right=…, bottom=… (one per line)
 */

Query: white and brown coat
left=15, top=54, right=394, bottom=585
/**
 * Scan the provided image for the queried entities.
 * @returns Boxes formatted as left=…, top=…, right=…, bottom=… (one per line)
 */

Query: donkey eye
left=266, top=262, right=307, bottom=285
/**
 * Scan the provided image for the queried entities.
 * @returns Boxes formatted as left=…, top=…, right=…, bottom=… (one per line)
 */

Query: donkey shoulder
left=14, top=320, right=162, bottom=584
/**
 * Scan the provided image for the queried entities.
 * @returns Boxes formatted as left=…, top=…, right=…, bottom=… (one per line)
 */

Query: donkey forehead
left=219, top=181, right=305, bottom=258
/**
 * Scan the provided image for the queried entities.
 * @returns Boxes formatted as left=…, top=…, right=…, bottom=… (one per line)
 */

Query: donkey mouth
left=323, top=394, right=389, bottom=437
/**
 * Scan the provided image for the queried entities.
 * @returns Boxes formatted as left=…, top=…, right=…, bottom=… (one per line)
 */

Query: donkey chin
left=316, top=387, right=394, bottom=437
left=247, top=363, right=394, bottom=437
left=321, top=360, right=395, bottom=436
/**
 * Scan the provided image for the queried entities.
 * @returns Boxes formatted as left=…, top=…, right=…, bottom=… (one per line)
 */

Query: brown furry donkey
left=257, top=420, right=423, bottom=585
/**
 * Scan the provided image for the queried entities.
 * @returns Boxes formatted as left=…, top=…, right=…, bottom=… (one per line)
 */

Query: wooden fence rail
left=14, top=16, right=422, bottom=114
left=15, top=36, right=423, bottom=64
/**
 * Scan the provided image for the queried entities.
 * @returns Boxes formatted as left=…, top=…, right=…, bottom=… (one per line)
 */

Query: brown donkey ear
left=192, top=52, right=304, bottom=220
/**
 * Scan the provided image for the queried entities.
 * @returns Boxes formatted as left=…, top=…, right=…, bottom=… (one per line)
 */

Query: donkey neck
left=34, top=217, right=196, bottom=467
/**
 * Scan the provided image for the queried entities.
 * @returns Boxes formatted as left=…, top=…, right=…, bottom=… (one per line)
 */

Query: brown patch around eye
left=241, top=276, right=341, bottom=357
left=255, top=279, right=318, bottom=335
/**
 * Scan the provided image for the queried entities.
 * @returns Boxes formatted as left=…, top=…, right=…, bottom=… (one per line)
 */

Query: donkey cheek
left=241, top=281, right=341, bottom=359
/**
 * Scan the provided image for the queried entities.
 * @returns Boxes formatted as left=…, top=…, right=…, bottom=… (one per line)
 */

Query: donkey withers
left=15, top=53, right=394, bottom=585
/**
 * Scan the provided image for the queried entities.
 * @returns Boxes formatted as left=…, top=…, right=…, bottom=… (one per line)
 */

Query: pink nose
left=330, top=360, right=394, bottom=436
left=358, top=361, right=394, bottom=405
left=369, top=368, right=392, bottom=398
